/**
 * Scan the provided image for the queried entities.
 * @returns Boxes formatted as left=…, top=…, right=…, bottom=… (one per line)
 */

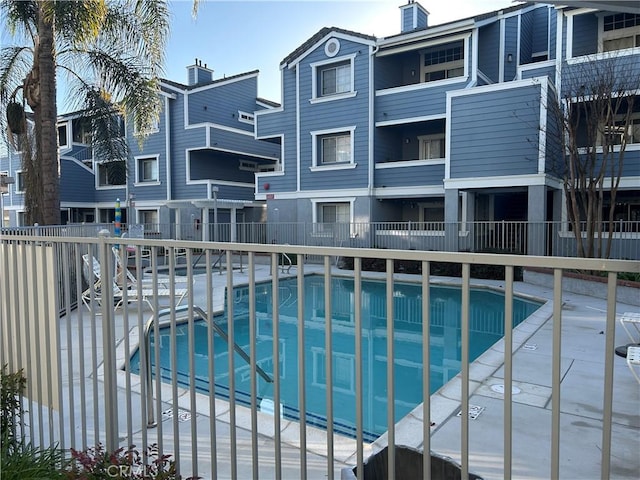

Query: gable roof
left=160, top=70, right=260, bottom=92
left=281, top=27, right=376, bottom=67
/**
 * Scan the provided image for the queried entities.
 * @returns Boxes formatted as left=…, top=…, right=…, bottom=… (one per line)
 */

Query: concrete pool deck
left=59, top=262, right=639, bottom=479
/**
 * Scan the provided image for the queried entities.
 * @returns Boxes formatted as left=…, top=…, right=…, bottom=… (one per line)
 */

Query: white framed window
left=15, top=170, right=24, bottom=193
left=419, top=198, right=445, bottom=224
left=312, top=199, right=354, bottom=237
left=602, top=13, right=640, bottom=52
left=72, top=118, right=92, bottom=144
left=310, top=126, right=356, bottom=169
left=138, top=209, right=159, bottom=228
left=0, top=171, right=8, bottom=195
left=321, top=133, right=351, bottom=164
left=418, top=134, right=445, bottom=160
left=237, top=111, right=255, bottom=125
left=310, top=53, right=357, bottom=102
left=604, top=114, right=640, bottom=146
left=321, top=62, right=350, bottom=96
left=420, top=40, right=465, bottom=83
left=97, top=160, right=126, bottom=187
left=311, top=348, right=355, bottom=394
left=135, top=155, right=159, bottom=184
left=58, top=124, right=69, bottom=148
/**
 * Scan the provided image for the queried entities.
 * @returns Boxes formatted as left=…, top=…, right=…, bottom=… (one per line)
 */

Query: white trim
left=310, top=53, right=357, bottom=101
left=518, top=59, right=556, bottom=77
left=309, top=163, right=357, bottom=172
left=296, top=66, right=301, bottom=192
left=187, top=179, right=254, bottom=188
left=567, top=47, right=640, bottom=64
left=134, top=154, right=160, bottom=185
left=376, top=158, right=446, bottom=169
left=538, top=78, right=549, bottom=173
left=472, top=28, right=479, bottom=84
left=499, top=18, right=505, bottom=83
left=13, top=169, right=24, bottom=193
left=257, top=188, right=369, bottom=201
left=325, top=38, right=340, bottom=57
left=368, top=44, right=375, bottom=193
left=309, top=91, right=358, bottom=104
left=184, top=122, right=256, bottom=137
left=60, top=156, right=94, bottom=174
left=374, top=185, right=444, bottom=197
left=310, top=197, right=356, bottom=224
left=376, top=76, right=468, bottom=97
left=57, top=123, right=70, bottom=149
left=555, top=9, right=563, bottom=92
left=577, top=143, right=640, bottom=155
left=286, top=31, right=375, bottom=68
left=444, top=173, right=552, bottom=189
left=448, top=76, right=545, bottom=97
left=165, top=95, right=172, bottom=201
left=237, top=110, right=255, bottom=125
left=377, top=21, right=474, bottom=50
left=310, top=126, right=356, bottom=167
left=376, top=113, right=446, bottom=128
left=516, top=12, right=522, bottom=68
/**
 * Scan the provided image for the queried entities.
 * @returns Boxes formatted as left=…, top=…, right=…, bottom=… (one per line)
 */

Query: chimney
left=187, top=58, right=214, bottom=86
left=399, top=1, right=429, bottom=33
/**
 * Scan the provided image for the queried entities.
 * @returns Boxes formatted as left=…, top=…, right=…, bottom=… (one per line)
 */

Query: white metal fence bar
left=1, top=233, right=638, bottom=479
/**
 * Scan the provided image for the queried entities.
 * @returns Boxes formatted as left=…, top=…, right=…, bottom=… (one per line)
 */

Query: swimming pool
left=129, top=275, right=541, bottom=441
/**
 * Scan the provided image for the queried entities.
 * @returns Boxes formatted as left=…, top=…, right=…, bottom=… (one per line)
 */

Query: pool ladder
left=143, top=304, right=273, bottom=427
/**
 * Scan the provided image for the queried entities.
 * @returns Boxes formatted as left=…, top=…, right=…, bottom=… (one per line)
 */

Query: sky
left=155, top=0, right=520, bottom=104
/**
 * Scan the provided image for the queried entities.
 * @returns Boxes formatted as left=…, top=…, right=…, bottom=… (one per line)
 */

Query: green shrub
left=1, top=365, right=26, bottom=445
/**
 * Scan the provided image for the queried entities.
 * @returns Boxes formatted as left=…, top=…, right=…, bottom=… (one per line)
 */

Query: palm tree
left=0, top=0, right=169, bottom=225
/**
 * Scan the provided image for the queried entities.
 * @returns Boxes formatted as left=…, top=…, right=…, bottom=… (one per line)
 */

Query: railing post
left=98, top=229, right=119, bottom=452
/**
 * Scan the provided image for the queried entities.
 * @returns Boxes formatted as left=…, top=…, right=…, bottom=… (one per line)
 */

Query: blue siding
left=94, top=185, right=126, bottom=203
left=297, top=36, right=371, bottom=191
left=60, top=159, right=95, bottom=202
left=572, top=13, right=598, bottom=57
left=549, top=9, right=557, bottom=60
left=402, top=8, right=413, bottom=32
left=520, top=63, right=555, bottom=81
left=478, top=22, right=500, bottom=82
left=532, top=7, right=550, bottom=55
left=188, top=76, right=258, bottom=131
left=520, top=11, right=534, bottom=64
left=417, top=9, right=427, bottom=30
left=375, top=83, right=453, bottom=123
left=374, top=164, right=444, bottom=188
left=504, top=17, right=518, bottom=82
left=562, top=53, right=640, bottom=96
left=449, top=84, right=541, bottom=178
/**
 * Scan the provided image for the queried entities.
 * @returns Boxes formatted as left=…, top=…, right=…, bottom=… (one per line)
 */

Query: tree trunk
left=34, top=4, right=60, bottom=225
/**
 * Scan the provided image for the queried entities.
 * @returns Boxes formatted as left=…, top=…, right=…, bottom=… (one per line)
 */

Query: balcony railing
left=2, top=220, right=639, bottom=260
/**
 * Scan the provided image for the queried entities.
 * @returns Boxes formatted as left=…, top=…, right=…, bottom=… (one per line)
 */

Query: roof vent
left=399, top=1, right=429, bottom=33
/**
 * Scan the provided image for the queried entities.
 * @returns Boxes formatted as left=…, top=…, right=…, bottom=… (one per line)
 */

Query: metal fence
left=3, top=220, right=638, bottom=259
left=1, top=232, right=638, bottom=479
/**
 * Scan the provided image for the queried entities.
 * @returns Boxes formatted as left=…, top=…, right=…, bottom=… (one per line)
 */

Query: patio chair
left=620, top=312, right=640, bottom=343
left=627, top=346, right=640, bottom=384
left=81, top=254, right=188, bottom=312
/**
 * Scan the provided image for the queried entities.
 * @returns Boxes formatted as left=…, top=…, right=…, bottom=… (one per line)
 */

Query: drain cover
left=490, top=384, right=522, bottom=395
left=457, top=404, right=485, bottom=420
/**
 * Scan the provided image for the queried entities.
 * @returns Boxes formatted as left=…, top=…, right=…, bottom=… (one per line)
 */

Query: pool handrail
left=143, top=304, right=273, bottom=427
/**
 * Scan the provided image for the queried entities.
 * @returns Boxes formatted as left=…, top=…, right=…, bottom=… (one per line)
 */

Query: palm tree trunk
left=27, top=4, right=60, bottom=225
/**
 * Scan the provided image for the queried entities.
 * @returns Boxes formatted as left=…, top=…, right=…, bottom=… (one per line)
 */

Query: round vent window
left=325, top=38, right=340, bottom=57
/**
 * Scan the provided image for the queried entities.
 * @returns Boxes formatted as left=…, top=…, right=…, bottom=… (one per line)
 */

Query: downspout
left=368, top=44, right=379, bottom=196
left=165, top=95, right=172, bottom=201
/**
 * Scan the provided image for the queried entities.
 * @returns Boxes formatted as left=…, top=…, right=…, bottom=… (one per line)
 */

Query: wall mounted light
left=405, top=138, right=411, bottom=144
left=507, top=53, right=513, bottom=63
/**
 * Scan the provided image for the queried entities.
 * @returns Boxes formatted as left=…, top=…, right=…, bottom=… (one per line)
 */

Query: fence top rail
left=1, top=233, right=638, bottom=274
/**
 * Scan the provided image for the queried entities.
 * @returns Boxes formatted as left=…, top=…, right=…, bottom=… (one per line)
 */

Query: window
left=97, top=160, right=126, bottom=187
left=602, top=13, right=640, bottom=52
left=418, top=134, right=445, bottom=160
left=604, top=116, right=640, bottom=145
left=15, top=171, right=24, bottom=193
left=320, top=61, right=351, bottom=96
left=0, top=171, right=8, bottom=195
left=321, top=133, right=351, bottom=164
left=138, top=209, right=158, bottom=228
left=58, top=125, right=68, bottom=147
left=316, top=202, right=351, bottom=236
left=136, top=156, right=159, bottom=183
left=421, top=40, right=464, bottom=83
left=420, top=199, right=445, bottom=223
left=72, top=118, right=92, bottom=144
left=237, top=111, right=254, bottom=125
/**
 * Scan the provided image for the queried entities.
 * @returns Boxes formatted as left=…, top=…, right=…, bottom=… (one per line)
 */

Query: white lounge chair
left=82, top=254, right=188, bottom=312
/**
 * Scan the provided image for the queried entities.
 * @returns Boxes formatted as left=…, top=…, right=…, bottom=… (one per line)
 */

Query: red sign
left=266, top=194, right=274, bottom=200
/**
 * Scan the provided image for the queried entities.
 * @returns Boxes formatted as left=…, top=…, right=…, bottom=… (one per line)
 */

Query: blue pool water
left=129, top=275, right=541, bottom=441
